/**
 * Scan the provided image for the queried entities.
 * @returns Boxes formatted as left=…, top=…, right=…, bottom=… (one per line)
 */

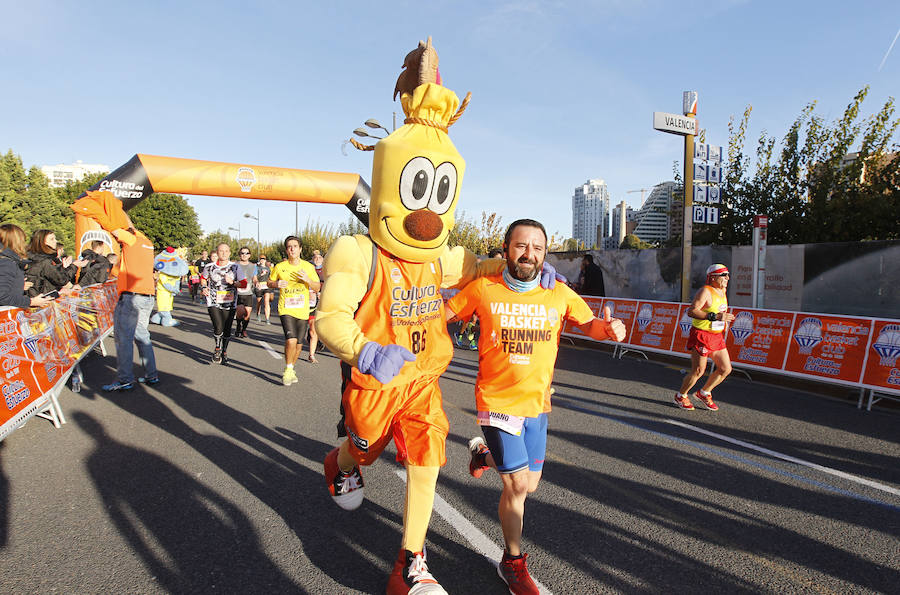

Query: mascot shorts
left=342, top=374, right=449, bottom=468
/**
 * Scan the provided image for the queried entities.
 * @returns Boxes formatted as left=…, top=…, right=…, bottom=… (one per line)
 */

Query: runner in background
left=233, top=246, right=258, bottom=338
left=254, top=254, right=273, bottom=324
left=200, top=243, right=247, bottom=364
left=268, top=236, right=320, bottom=385
left=674, top=263, right=735, bottom=411
left=307, top=249, right=325, bottom=362
left=187, top=261, right=201, bottom=303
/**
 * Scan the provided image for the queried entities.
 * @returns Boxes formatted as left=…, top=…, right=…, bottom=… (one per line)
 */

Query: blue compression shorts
left=481, top=413, right=548, bottom=474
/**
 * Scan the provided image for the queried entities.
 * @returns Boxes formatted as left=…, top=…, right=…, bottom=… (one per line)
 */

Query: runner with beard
left=445, top=219, right=626, bottom=594
left=200, top=243, right=247, bottom=364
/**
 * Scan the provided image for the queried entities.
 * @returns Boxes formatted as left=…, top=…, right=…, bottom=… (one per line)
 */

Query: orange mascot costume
left=315, top=38, right=506, bottom=594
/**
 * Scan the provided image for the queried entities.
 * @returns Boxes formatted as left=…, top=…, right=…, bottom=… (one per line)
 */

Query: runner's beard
left=509, top=256, right=541, bottom=282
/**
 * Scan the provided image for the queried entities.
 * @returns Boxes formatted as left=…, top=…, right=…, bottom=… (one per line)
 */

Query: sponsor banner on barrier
left=0, top=309, right=64, bottom=430
left=726, top=309, right=796, bottom=370
left=671, top=304, right=694, bottom=354
left=561, top=296, right=606, bottom=340
left=1, top=281, right=116, bottom=435
left=783, top=314, right=872, bottom=384
left=631, top=301, right=680, bottom=351
left=862, top=320, right=900, bottom=392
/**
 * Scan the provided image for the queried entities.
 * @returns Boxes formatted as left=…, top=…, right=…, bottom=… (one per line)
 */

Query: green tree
left=620, top=233, right=651, bottom=249
left=695, top=87, right=899, bottom=245
left=129, top=193, right=203, bottom=249
left=0, top=150, right=78, bottom=252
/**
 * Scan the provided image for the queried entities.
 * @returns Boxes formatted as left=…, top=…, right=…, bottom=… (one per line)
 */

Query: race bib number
left=190, top=275, right=200, bottom=282
left=216, top=290, right=234, bottom=305
left=477, top=411, right=525, bottom=436
left=284, top=295, right=306, bottom=309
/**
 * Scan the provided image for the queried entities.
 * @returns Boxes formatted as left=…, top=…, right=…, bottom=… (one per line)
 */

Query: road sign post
left=752, top=214, right=768, bottom=308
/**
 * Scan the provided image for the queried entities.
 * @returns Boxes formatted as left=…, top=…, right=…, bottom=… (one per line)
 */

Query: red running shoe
left=468, top=437, right=491, bottom=478
left=693, top=391, right=719, bottom=411
left=323, top=447, right=364, bottom=510
left=386, top=548, right=447, bottom=594
left=673, top=393, right=695, bottom=410
left=498, top=551, right=539, bottom=595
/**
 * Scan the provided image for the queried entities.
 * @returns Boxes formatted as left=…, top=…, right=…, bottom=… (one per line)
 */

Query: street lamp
left=228, top=225, right=240, bottom=241
left=342, top=115, right=397, bottom=155
left=243, top=209, right=260, bottom=259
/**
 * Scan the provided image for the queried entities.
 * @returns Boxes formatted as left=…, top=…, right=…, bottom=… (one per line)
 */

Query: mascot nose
left=403, top=210, right=443, bottom=241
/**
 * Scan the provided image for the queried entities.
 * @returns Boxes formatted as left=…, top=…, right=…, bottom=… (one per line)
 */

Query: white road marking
left=258, top=340, right=282, bottom=360
left=393, top=469, right=553, bottom=594
left=664, top=418, right=900, bottom=497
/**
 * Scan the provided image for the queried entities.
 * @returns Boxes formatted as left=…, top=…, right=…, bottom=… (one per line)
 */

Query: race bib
left=216, top=290, right=234, bottom=305
left=284, top=295, right=306, bottom=309
left=477, top=411, right=525, bottom=436
left=711, top=305, right=727, bottom=331
left=190, top=275, right=200, bottom=282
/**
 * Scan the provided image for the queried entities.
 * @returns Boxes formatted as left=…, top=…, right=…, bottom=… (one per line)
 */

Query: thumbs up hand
left=603, top=306, right=626, bottom=342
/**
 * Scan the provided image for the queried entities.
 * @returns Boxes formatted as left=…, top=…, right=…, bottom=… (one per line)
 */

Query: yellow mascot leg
left=401, top=464, right=439, bottom=552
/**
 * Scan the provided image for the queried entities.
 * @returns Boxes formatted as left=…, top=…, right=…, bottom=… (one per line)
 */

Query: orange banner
left=630, top=301, right=680, bottom=351
left=861, top=320, right=900, bottom=392
left=783, top=314, right=872, bottom=384
left=726, top=309, right=796, bottom=370
left=561, top=296, right=606, bottom=340
left=670, top=304, right=694, bottom=354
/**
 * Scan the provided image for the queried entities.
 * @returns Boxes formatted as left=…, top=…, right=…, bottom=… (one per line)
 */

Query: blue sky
left=4, top=1, right=898, bottom=245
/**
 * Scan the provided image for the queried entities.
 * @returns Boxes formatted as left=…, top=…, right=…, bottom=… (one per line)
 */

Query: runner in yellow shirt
left=446, top=219, right=626, bottom=594
left=268, top=235, right=321, bottom=385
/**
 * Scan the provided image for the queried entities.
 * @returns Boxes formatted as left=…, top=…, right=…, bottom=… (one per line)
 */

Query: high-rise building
left=633, top=182, right=679, bottom=245
left=40, top=160, right=109, bottom=188
left=572, top=179, right=609, bottom=249
left=608, top=200, right=636, bottom=248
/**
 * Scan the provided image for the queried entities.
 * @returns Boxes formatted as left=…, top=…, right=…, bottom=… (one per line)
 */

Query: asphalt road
left=1, top=296, right=898, bottom=594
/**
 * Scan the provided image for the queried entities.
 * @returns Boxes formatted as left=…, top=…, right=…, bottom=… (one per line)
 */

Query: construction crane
left=626, top=188, right=651, bottom=205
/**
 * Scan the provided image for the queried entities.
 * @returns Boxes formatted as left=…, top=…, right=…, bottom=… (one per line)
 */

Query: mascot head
left=368, top=37, right=469, bottom=263
left=154, top=249, right=189, bottom=277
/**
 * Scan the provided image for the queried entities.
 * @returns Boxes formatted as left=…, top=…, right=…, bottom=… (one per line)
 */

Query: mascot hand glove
left=357, top=342, right=416, bottom=384
left=540, top=262, right=566, bottom=289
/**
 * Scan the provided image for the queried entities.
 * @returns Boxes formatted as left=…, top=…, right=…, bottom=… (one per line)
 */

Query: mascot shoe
left=324, top=447, right=365, bottom=511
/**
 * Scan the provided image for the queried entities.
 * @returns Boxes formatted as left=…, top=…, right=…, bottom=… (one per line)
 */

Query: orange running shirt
left=350, top=247, right=453, bottom=389
left=446, top=274, right=595, bottom=417
left=116, top=230, right=155, bottom=295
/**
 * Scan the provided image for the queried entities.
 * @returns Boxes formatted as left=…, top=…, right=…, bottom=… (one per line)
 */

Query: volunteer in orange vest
left=103, top=226, right=158, bottom=391
left=445, top=219, right=626, bottom=594
left=674, top=263, right=736, bottom=411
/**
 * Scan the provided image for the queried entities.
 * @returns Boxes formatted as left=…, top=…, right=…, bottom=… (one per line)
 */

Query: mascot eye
left=428, top=162, right=458, bottom=215
left=399, top=156, right=435, bottom=210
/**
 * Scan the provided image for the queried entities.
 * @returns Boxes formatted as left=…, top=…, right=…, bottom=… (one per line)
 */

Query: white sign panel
left=708, top=165, right=721, bottom=184
left=708, top=145, right=722, bottom=163
left=694, top=142, right=708, bottom=161
left=693, top=206, right=719, bottom=224
left=707, top=186, right=721, bottom=203
left=693, top=205, right=706, bottom=224
left=683, top=91, right=698, bottom=116
left=693, top=185, right=707, bottom=203
left=653, top=111, right=699, bottom=136
left=693, top=162, right=707, bottom=181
